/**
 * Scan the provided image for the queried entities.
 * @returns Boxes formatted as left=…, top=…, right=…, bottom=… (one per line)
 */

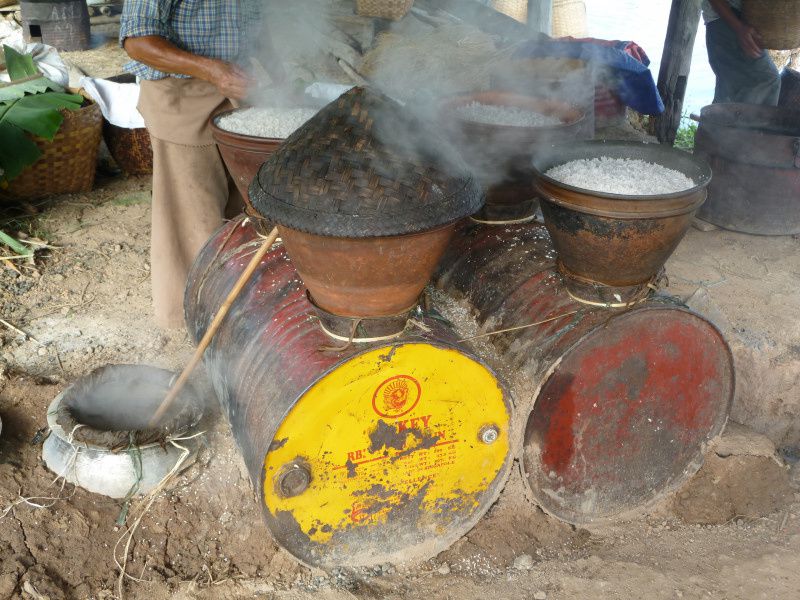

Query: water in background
left=584, top=0, right=716, bottom=120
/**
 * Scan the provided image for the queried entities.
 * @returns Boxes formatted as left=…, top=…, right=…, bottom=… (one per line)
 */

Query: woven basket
left=552, top=0, right=588, bottom=38
left=251, top=87, right=481, bottom=238
left=101, top=73, right=153, bottom=176
left=743, top=0, right=800, bottom=50
left=355, top=0, right=414, bottom=20
left=491, top=0, right=527, bottom=23
left=3, top=99, right=102, bottom=200
left=103, top=122, right=153, bottom=176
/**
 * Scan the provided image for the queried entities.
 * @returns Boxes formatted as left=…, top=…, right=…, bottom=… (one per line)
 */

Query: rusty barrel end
left=522, top=305, right=734, bottom=524
left=263, top=341, right=513, bottom=568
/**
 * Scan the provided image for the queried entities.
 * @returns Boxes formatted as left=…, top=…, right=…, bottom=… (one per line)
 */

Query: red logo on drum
left=372, top=375, right=421, bottom=418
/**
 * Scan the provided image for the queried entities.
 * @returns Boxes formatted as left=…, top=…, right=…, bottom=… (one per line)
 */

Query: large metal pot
left=532, top=140, right=711, bottom=304
left=694, top=103, right=800, bottom=235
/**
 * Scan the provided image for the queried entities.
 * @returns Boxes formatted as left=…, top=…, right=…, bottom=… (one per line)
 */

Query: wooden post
left=655, top=0, right=702, bottom=145
left=527, top=0, right=553, bottom=35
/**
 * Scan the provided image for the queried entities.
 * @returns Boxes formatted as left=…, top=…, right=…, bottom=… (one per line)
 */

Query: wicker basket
left=103, top=122, right=153, bottom=176
left=552, top=0, right=588, bottom=38
left=2, top=100, right=102, bottom=200
left=100, top=73, right=153, bottom=176
left=491, top=0, right=527, bottom=23
left=743, top=0, right=800, bottom=50
left=355, top=0, right=414, bottom=20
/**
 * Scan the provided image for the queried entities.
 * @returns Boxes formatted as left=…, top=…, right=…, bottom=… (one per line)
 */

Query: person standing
left=120, top=1, right=279, bottom=329
left=703, top=0, right=781, bottom=105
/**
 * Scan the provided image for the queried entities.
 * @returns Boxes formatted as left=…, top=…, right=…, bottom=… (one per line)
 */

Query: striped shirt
left=119, top=0, right=260, bottom=80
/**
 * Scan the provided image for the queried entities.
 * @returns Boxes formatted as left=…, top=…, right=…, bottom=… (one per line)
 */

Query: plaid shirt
left=120, top=0, right=260, bottom=80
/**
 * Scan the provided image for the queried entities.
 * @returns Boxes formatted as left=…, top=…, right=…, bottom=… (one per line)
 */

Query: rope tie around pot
left=317, top=320, right=409, bottom=350
left=469, top=214, right=537, bottom=226
left=558, top=263, right=668, bottom=309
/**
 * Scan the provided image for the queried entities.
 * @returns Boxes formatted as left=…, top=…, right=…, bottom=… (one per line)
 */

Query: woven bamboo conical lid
left=250, top=87, right=482, bottom=237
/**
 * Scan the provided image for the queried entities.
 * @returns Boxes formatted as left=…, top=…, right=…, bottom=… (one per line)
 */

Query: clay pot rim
left=441, top=90, right=586, bottom=133
left=532, top=139, right=712, bottom=203
left=535, top=182, right=707, bottom=219
left=210, top=108, right=284, bottom=145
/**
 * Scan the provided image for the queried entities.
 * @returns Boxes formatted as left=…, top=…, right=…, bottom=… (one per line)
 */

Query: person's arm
left=123, top=35, right=253, bottom=100
left=708, top=0, right=763, bottom=59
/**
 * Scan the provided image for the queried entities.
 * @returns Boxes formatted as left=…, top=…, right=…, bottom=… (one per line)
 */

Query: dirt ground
left=1, top=27, right=800, bottom=600
left=0, top=167, right=798, bottom=600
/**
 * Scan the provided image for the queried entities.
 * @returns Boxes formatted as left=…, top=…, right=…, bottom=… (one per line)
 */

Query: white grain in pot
left=545, top=157, right=695, bottom=195
left=216, top=107, right=317, bottom=139
left=456, top=101, right=561, bottom=127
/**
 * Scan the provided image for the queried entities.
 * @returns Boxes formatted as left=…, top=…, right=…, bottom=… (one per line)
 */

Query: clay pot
left=442, top=91, right=587, bottom=222
left=279, top=224, right=457, bottom=318
left=210, top=110, right=282, bottom=218
left=532, top=140, right=711, bottom=303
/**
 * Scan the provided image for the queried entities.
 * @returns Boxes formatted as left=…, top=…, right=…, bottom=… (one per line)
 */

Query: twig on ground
left=18, top=238, right=59, bottom=250
left=1, top=258, right=22, bottom=274
left=0, top=254, right=34, bottom=261
left=114, top=432, right=205, bottom=600
left=0, top=318, right=44, bottom=346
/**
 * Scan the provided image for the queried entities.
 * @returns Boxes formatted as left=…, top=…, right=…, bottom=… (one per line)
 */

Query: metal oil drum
left=436, top=222, right=735, bottom=524
left=694, top=103, right=800, bottom=235
left=184, top=217, right=513, bottom=568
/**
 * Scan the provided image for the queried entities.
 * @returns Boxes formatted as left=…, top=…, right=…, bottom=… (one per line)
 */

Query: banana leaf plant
left=0, top=45, right=84, bottom=183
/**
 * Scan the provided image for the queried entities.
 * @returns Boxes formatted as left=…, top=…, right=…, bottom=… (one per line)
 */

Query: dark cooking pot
left=694, top=103, right=800, bottom=235
left=532, top=140, right=711, bottom=305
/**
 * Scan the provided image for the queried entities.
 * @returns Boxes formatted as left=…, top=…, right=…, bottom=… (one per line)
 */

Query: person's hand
left=204, top=59, right=255, bottom=101
left=735, top=24, right=764, bottom=59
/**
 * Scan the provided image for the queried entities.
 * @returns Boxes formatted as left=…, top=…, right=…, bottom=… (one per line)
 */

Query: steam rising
left=249, top=1, right=599, bottom=189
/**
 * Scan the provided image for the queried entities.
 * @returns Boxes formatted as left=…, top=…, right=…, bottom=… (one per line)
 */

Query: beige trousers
left=138, top=78, right=241, bottom=329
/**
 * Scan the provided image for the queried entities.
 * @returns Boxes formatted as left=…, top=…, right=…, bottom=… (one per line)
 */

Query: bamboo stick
left=149, top=226, right=279, bottom=427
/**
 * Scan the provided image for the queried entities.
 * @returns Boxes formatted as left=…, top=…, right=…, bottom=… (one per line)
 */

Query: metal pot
left=532, top=140, right=711, bottom=304
left=694, top=103, right=800, bottom=235
left=41, top=365, right=203, bottom=499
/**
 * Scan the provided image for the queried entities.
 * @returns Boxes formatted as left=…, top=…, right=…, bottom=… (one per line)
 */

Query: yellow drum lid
left=262, top=342, right=512, bottom=567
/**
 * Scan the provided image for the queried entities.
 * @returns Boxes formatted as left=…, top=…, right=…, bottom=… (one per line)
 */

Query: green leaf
left=3, top=45, right=39, bottom=80
left=0, top=230, right=31, bottom=256
left=0, top=93, right=82, bottom=140
left=17, top=92, right=83, bottom=110
left=3, top=103, right=64, bottom=139
left=0, top=76, right=65, bottom=103
left=0, top=121, right=41, bottom=181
